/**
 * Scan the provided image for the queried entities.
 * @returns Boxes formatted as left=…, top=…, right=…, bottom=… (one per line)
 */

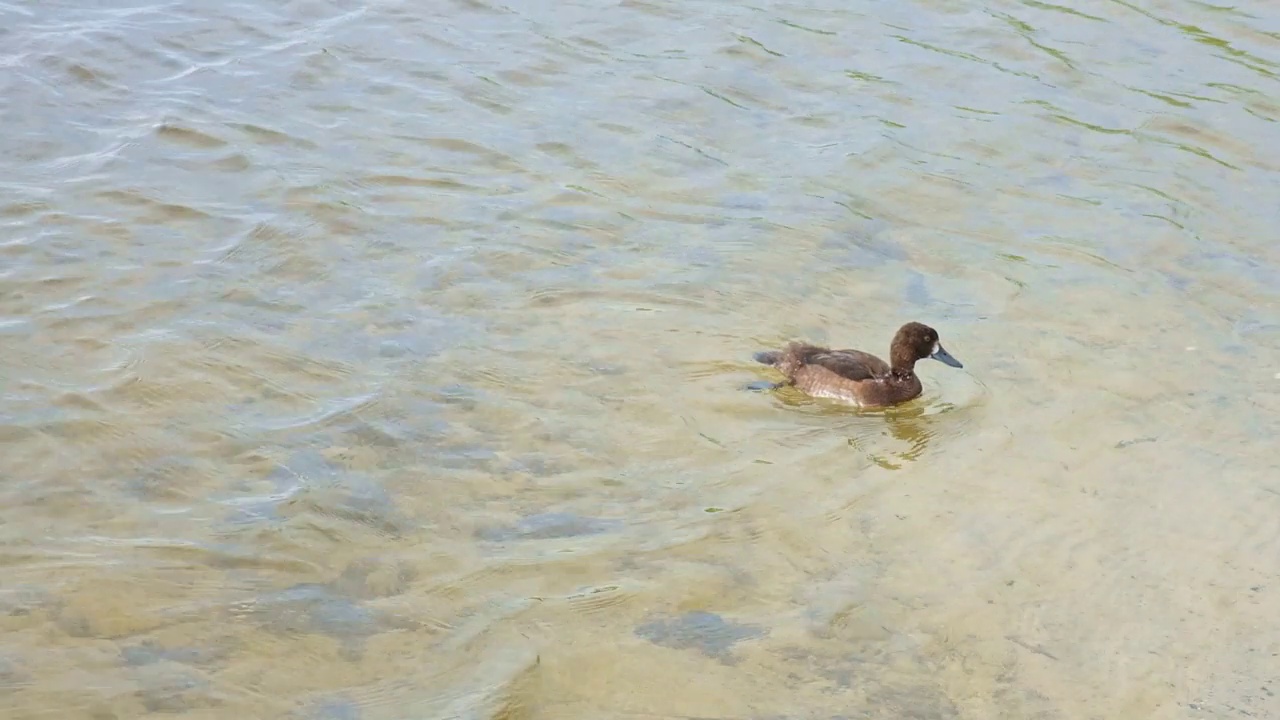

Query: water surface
left=2, top=0, right=1280, bottom=718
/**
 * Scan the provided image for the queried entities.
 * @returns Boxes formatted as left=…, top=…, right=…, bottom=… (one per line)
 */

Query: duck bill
left=931, top=344, right=963, bottom=369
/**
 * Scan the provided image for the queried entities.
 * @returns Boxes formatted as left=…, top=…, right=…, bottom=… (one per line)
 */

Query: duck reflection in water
left=853, top=402, right=948, bottom=470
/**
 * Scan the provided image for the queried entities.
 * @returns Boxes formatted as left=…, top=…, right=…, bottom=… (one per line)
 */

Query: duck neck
left=889, top=347, right=918, bottom=379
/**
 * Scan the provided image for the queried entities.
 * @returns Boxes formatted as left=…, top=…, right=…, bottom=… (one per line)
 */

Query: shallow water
left=2, top=0, right=1280, bottom=717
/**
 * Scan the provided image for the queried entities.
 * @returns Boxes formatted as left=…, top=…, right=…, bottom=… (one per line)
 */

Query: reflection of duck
left=854, top=403, right=943, bottom=469
left=753, top=322, right=963, bottom=407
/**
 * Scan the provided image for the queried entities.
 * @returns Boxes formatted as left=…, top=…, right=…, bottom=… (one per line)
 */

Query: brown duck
left=753, top=322, right=963, bottom=407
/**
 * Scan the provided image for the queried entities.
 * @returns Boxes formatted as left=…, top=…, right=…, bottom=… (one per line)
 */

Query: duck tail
left=753, top=350, right=782, bottom=366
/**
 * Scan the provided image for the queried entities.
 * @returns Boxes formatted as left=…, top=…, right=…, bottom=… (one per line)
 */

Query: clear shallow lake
left=2, top=0, right=1279, bottom=717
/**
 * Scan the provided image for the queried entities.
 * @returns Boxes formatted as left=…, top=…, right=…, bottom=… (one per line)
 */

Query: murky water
left=2, top=0, right=1279, bottom=717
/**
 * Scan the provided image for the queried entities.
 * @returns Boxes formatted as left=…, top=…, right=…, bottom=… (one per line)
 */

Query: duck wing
left=805, top=349, right=890, bottom=381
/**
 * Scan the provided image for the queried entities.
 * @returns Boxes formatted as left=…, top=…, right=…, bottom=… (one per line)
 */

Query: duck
left=753, top=322, right=963, bottom=407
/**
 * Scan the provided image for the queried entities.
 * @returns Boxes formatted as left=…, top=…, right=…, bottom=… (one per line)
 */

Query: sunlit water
left=2, top=0, right=1279, bottom=717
